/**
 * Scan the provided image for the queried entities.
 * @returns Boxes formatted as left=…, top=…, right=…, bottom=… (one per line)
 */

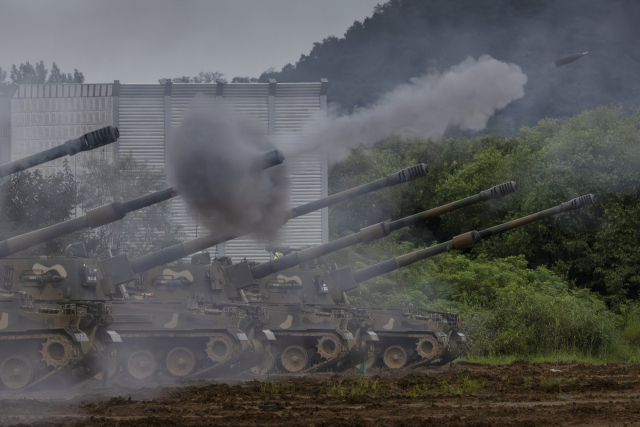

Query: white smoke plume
left=165, top=97, right=289, bottom=236
left=286, top=55, right=528, bottom=162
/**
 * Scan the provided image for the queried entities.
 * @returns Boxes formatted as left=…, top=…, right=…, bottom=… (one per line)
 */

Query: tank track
left=271, top=331, right=350, bottom=374
left=370, top=332, right=452, bottom=370
left=116, top=331, right=259, bottom=381
left=0, top=332, right=85, bottom=390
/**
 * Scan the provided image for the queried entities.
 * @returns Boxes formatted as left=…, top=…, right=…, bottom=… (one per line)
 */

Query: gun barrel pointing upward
left=349, top=194, right=596, bottom=285
left=0, top=126, right=120, bottom=178
left=128, top=164, right=429, bottom=273
left=0, top=149, right=285, bottom=259
left=250, top=181, right=517, bottom=279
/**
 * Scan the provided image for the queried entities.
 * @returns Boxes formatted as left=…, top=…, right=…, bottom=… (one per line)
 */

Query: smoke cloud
left=286, top=55, right=527, bottom=163
left=165, top=97, right=289, bottom=236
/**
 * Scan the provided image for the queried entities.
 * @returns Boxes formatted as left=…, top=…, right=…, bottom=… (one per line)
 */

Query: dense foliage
left=0, top=155, right=182, bottom=259
left=0, top=160, right=77, bottom=253
left=262, top=0, right=640, bottom=133
left=323, top=106, right=640, bottom=359
left=78, top=154, right=183, bottom=258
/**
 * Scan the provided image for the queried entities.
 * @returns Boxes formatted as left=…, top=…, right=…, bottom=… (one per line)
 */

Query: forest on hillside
left=262, top=0, right=640, bottom=135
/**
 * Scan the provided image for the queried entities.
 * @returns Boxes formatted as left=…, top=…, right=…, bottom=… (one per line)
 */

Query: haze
left=0, top=0, right=380, bottom=83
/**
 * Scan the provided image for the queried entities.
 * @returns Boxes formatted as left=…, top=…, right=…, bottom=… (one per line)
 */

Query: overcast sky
left=0, top=0, right=380, bottom=84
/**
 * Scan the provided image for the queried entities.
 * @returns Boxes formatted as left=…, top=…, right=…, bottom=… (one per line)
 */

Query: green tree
left=328, top=106, right=640, bottom=308
left=77, top=154, right=183, bottom=258
left=0, top=160, right=77, bottom=253
left=8, top=61, right=84, bottom=84
left=10, top=61, right=47, bottom=84
left=0, top=67, right=8, bottom=91
left=47, top=62, right=84, bottom=84
left=231, top=76, right=259, bottom=83
left=171, top=71, right=224, bottom=84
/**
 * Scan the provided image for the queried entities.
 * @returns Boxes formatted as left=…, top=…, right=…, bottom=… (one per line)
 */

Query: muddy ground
left=1, top=361, right=639, bottom=426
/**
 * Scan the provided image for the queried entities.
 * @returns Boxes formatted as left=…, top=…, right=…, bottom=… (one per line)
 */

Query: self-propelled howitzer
left=123, top=164, right=430, bottom=374
left=321, top=194, right=596, bottom=369
left=3, top=242, right=272, bottom=385
left=0, top=126, right=119, bottom=178
left=0, top=127, right=124, bottom=390
left=219, top=181, right=515, bottom=372
left=0, top=254, right=121, bottom=390
left=0, top=148, right=284, bottom=388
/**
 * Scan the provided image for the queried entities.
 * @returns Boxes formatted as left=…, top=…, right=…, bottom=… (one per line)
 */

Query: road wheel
left=279, top=345, right=308, bottom=373
left=0, top=356, right=33, bottom=389
left=126, top=350, right=156, bottom=380
left=382, top=345, right=408, bottom=369
left=165, top=347, right=196, bottom=377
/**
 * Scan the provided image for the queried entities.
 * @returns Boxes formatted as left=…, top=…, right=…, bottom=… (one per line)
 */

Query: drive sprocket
left=415, top=335, right=442, bottom=361
left=316, top=335, right=342, bottom=360
left=40, top=334, right=82, bottom=369
left=205, top=334, right=236, bottom=363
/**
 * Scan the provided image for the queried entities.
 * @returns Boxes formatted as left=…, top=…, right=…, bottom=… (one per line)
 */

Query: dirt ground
left=1, top=361, right=639, bottom=426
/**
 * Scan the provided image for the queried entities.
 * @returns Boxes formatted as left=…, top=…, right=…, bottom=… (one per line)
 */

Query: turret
left=249, top=181, right=517, bottom=279
left=128, top=163, right=429, bottom=273
left=326, top=194, right=596, bottom=302
left=0, top=126, right=119, bottom=178
left=0, top=149, right=285, bottom=259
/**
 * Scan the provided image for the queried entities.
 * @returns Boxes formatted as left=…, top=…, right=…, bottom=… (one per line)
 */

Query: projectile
left=554, top=52, right=588, bottom=67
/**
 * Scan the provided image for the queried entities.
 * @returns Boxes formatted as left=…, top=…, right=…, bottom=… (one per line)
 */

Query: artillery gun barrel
left=129, top=164, right=429, bottom=273
left=287, top=163, right=428, bottom=220
left=0, top=149, right=284, bottom=259
left=250, top=181, right=517, bottom=279
left=350, top=194, right=596, bottom=284
left=0, top=126, right=119, bottom=178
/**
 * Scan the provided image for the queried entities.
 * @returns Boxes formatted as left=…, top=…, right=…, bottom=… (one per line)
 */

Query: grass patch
left=460, top=350, right=639, bottom=365
left=260, top=381, right=296, bottom=395
left=327, top=379, right=385, bottom=398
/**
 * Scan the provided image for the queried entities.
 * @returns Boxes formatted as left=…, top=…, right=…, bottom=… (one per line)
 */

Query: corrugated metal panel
left=0, top=95, right=11, bottom=166
left=11, top=84, right=113, bottom=99
left=8, top=84, right=115, bottom=176
left=118, top=85, right=165, bottom=168
left=170, top=84, right=269, bottom=133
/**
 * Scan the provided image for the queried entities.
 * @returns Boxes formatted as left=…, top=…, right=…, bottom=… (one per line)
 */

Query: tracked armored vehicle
left=129, top=164, right=431, bottom=374
left=244, top=181, right=516, bottom=371
left=323, top=194, right=596, bottom=369
left=1, top=149, right=286, bottom=385
left=0, top=126, right=121, bottom=390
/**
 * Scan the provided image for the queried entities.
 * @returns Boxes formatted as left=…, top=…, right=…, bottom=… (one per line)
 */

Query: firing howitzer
left=0, top=149, right=285, bottom=259
left=129, top=163, right=429, bottom=273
